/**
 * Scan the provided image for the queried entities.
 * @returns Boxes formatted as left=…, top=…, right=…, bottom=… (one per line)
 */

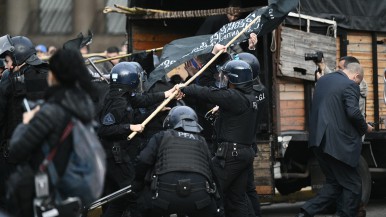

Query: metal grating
left=106, top=0, right=126, bottom=34
left=39, top=0, right=72, bottom=34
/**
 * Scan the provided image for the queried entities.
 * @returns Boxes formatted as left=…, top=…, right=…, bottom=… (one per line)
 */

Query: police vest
left=216, top=91, right=259, bottom=145
left=154, top=130, right=213, bottom=182
left=4, top=64, right=48, bottom=140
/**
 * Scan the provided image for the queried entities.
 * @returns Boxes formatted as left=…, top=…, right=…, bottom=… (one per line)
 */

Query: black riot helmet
left=220, top=60, right=253, bottom=85
left=163, top=106, right=203, bottom=133
left=110, top=62, right=140, bottom=90
left=237, top=53, right=260, bottom=79
left=0, top=35, right=37, bottom=66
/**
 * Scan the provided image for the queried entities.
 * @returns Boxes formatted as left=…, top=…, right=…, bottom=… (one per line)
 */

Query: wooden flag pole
left=86, top=47, right=164, bottom=64
left=128, top=13, right=261, bottom=140
left=40, top=47, right=163, bottom=63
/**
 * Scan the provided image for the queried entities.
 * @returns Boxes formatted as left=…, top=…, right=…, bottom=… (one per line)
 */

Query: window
left=106, top=0, right=126, bottom=34
left=39, top=0, right=72, bottom=34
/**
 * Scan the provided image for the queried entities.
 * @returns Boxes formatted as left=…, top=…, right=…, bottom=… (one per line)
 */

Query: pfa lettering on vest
left=177, top=132, right=196, bottom=139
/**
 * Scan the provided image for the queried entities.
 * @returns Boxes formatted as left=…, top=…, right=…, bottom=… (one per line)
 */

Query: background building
left=0, top=0, right=128, bottom=53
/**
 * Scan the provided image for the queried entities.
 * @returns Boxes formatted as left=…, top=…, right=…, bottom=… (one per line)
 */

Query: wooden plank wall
left=279, top=27, right=336, bottom=81
left=338, top=32, right=386, bottom=128
left=276, top=27, right=335, bottom=133
left=277, top=30, right=386, bottom=132
left=378, top=34, right=386, bottom=128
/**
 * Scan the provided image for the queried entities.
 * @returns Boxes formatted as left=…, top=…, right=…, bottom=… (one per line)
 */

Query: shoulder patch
left=102, top=112, right=116, bottom=125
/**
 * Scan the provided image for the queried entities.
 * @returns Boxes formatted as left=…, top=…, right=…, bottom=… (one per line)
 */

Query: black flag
left=145, top=0, right=298, bottom=90
left=63, top=30, right=93, bottom=51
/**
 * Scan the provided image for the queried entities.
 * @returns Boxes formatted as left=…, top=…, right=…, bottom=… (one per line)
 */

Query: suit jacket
left=309, top=71, right=367, bottom=167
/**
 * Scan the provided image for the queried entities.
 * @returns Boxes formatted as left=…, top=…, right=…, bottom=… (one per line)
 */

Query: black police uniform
left=136, top=129, right=218, bottom=217
left=0, top=63, right=48, bottom=209
left=183, top=53, right=227, bottom=155
left=181, top=84, right=258, bottom=217
left=97, top=87, right=165, bottom=217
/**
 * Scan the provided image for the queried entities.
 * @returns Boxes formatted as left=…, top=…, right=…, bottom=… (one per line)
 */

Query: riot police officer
left=97, top=62, right=176, bottom=217
left=135, top=106, right=218, bottom=217
left=238, top=52, right=266, bottom=217
left=0, top=35, right=48, bottom=209
left=177, top=57, right=258, bottom=217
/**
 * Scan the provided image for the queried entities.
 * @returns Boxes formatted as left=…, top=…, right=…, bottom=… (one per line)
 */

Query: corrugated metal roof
left=106, top=0, right=126, bottom=34
left=39, top=0, right=72, bottom=34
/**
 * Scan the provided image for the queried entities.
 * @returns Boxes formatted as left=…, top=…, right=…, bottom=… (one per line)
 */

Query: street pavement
left=260, top=197, right=386, bottom=217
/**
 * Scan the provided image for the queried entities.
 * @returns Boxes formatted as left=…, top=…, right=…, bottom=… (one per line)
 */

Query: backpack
left=42, top=118, right=106, bottom=206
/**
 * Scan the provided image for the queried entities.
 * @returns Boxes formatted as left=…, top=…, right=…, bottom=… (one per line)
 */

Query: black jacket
left=182, top=84, right=259, bottom=145
left=309, top=71, right=368, bottom=167
left=97, top=88, right=165, bottom=142
left=8, top=86, right=94, bottom=174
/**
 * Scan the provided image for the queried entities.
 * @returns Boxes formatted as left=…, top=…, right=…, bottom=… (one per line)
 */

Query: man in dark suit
left=296, top=63, right=373, bottom=217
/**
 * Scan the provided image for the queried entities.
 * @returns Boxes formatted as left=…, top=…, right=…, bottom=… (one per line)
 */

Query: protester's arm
left=239, top=33, right=258, bottom=55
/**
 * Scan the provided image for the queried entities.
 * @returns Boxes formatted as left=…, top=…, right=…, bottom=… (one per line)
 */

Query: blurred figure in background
left=106, top=46, right=120, bottom=66
left=47, top=45, right=57, bottom=57
left=35, top=44, right=47, bottom=59
left=121, top=41, right=128, bottom=53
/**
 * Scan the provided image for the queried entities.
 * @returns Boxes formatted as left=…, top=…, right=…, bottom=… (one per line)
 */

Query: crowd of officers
left=0, top=34, right=266, bottom=217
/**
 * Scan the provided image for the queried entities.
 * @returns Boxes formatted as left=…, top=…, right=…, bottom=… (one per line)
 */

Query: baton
left=82, top=185, right=132, bottom=217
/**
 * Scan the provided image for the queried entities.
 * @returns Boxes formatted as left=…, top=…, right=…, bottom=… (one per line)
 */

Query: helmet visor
left=0, top=35, right=14, bottom=58
left=135, top=69, right=147, bottom=94
left=214, top=71, right=228, bottom=89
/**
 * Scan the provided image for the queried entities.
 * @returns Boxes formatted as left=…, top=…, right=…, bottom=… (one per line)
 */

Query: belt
left=220, top=142, right=251, bottom=149
left=158, top=181, right=207, bottom=192
left=218, top=142, right=252, bottom=157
